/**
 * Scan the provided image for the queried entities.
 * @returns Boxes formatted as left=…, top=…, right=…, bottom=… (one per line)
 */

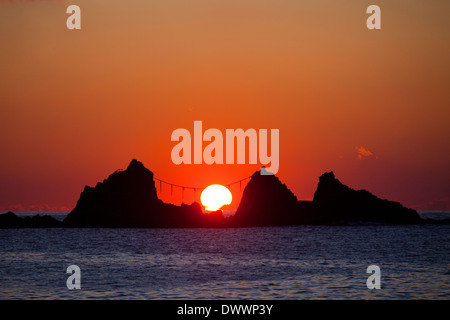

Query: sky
left=0, top=0, right=449, bottom=212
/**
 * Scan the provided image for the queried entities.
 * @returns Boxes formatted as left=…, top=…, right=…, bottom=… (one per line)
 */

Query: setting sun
left=200, top=184, right=232, bottom=211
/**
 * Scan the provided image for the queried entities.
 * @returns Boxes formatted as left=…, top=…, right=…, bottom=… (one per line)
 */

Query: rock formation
left=232, top=169, right=303, bottom=226
left=234, top=170, right=421, bottom=226
left=310, top=171, right=421, bottom=224
left=63, top=159, right=227, bottom=228
left=0, top=211, right=62, bottom=228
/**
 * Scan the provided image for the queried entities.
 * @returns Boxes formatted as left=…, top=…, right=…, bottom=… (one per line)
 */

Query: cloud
left=5, top=204, right=25, bottom=212
left=355, top=146, right=374, bottom=160
left=0, top=204, right=70, bottom=212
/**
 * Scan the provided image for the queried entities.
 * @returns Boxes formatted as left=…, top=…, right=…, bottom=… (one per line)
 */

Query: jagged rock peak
left=127, top=158, right=146, bottom=171
left=319, top=171, right=335, bottom=181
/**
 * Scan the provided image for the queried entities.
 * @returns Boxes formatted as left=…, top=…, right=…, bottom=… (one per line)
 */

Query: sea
left=0, top=211, right=448, bottom=300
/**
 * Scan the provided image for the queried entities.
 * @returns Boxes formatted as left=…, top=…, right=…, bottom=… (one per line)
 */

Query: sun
left=200, top=184, right=232, bottom=211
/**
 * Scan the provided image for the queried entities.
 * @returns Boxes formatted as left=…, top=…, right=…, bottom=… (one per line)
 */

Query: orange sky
left=1, top=0, right=449, bottom=212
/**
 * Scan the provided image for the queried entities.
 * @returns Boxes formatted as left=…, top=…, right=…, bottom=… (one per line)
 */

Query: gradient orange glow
left=0, top=1, right=449, bottom=212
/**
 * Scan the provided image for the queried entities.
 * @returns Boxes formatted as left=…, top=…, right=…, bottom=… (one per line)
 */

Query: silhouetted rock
left=233, top=170, right=422, bottom=226
left=23, top=214, right=63, bottom=228
left=0, top=212, right=23, bottom=228
left=62, top=162, right=425, bottom=227
left=311, top=172, right=421, bottom=224
left=63, top=159, right=228, bottom=228
left=233, top=170, right=305, bottom=226
left=0, top=211, right=62, bottom=228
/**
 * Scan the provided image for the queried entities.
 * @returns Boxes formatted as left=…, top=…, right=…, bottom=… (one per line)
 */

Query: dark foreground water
left=0, top=223, right=448, bottom=299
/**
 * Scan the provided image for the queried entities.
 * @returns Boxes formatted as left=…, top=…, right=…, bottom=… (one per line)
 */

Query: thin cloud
left=0, top=204, right=70, bottom=212
left=355, top=146, right=374, bottom=160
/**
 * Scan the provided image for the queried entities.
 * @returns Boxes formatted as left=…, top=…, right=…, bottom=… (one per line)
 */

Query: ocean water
left=0, top=222, right=448, bottom=299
